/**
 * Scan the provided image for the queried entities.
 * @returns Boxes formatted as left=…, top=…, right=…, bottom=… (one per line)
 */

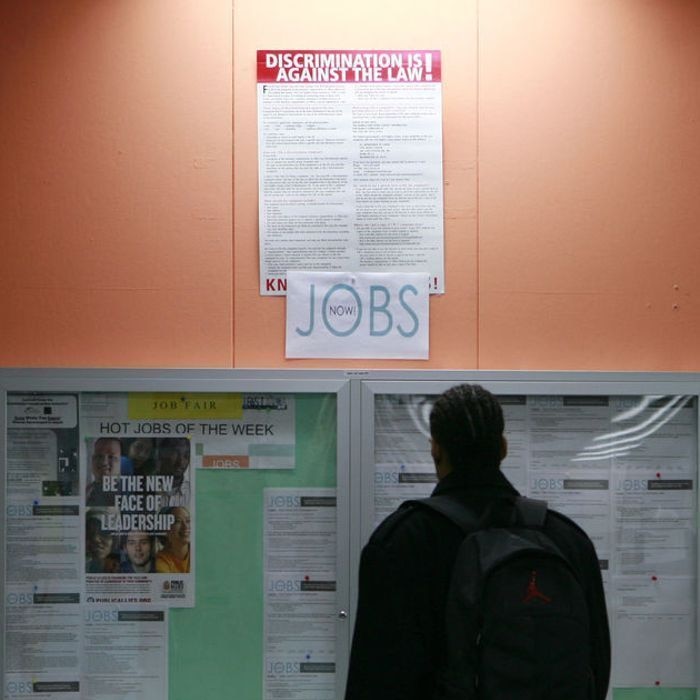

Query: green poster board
left=169, top=393, right=337, bottom=699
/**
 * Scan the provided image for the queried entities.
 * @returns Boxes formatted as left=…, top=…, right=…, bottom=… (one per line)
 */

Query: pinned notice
left=286, top=271, right=429, bottom=359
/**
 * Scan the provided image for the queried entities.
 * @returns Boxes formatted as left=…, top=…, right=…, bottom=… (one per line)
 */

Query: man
left=86, top=438, right=122, bottom=506
left=121, top=530, right=156, bottom=573
left=85, top=509, right=120, bottom=573
left=345, top=383, right=610, bottom=700
left=155, top=438, right=191, bottom=507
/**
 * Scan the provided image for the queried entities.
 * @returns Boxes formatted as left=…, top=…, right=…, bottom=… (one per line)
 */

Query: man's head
left=429, top=384, right=506, bottom=479
left=86, top=515, right=114, bottom=561
left=129, top=438, right=153, bottom=464
left=124, top=531, right=153, bottom=570
left=91, top=438, right=121, bottom=481
left=156, top=438, right=190, bottom=481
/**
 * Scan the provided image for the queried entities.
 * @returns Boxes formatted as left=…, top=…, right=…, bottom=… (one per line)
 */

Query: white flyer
left=611, top=576, right=695, bottom=687
left=498, top=395, right=529, bottom=492
left=373, top=394, right=436, bottom=523
left=5, top=395, right=83, bottom=700
left=263, top=489, right=337, bottom=700
left=4, top=588, right=81, bottom=699
left=257, top=50, right=444, bottom=296
left=82, top=607, right=168, bottom=699
left=286, top=271, right=429, bottom=359
left=612, top=475, right=695, bottom=577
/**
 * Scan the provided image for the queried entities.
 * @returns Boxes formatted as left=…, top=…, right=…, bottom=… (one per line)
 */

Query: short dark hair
left=429, top=384, right=504, bottom=472
left=156, top=438, right=190, bottom=458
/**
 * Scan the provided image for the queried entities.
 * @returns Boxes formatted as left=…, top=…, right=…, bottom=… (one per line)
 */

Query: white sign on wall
left=258, top=50, right=444, bottom=296
left=285, top=271, right=429, bottom=359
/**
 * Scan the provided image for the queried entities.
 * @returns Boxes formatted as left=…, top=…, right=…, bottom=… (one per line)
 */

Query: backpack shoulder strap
left=406, top=495, right=549, bottom=533
left=515, top=496, right=548, bottom=528
left=404, top=495, right=481, bottom=534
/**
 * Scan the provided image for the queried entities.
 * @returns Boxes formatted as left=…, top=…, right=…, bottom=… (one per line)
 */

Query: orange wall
left=0, top=0, right=233, bottom=367
left=478, top=0, right=700, bottom=370
left=2, top=1, right=699, bottom=370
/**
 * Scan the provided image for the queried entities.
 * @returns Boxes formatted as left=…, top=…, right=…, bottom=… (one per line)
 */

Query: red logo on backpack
left=523, top=570, right=551, bottom=603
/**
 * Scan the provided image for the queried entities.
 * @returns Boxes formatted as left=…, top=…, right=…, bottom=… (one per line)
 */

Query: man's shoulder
left=367, top=499, right=461, bottom=551
left=545, top=507, right=593, bottom=543
left=543, top=508, right=601, bottom=571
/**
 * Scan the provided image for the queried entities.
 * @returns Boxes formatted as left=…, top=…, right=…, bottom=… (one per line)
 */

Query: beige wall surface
left=1, top=1, right=698, bottom=370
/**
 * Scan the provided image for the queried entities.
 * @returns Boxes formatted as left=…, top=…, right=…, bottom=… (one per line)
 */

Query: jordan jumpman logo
left=522, top=570, right=552, bottom=603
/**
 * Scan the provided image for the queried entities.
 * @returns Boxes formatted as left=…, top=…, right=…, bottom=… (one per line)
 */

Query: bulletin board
left=2, top=369, right=700, bottom=700
left=0, top=369, right=352, bottom=700
left=354, top=371, right=700, bottom=700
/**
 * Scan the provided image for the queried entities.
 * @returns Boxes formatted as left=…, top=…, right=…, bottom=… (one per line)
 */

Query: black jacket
left=345, top=468, right=611, bottom=700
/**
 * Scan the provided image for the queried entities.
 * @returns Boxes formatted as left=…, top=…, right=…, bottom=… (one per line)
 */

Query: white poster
left=80, top=394, right=196, bottom=607
left=4, top=589, right=81, bottom=700
left=372, top=394, right=436, bottom=525
left=257, top=50, right=444, bottom=296
left=263, top=489, right=337, bottom=700
left=286, top=271, right=429, bottom=359
left=82, top=607, right=168, bottom=700
left=5, top=395, right=83, bottom=700
left=7, top=393, right=80, bottom=499
left=82, top=434, right=194, bottom=607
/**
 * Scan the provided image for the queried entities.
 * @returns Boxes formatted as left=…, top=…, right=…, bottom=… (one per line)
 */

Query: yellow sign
left=128, top=393, right=244, bottom=420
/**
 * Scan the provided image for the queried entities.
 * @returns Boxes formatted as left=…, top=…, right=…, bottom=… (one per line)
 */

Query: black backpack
left=411, top=495, right=594, bottom=700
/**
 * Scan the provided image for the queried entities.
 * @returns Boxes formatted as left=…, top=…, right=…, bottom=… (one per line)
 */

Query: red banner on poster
left=257, top=50, right=441, bottom=83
